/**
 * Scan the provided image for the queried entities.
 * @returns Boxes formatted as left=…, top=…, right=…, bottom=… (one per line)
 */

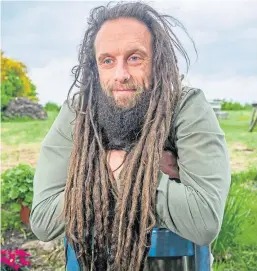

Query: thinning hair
left=64, top=1, right=193, bottom=270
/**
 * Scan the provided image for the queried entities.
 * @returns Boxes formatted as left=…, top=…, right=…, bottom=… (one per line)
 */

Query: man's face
left=94, top=18, right=153, bottom=109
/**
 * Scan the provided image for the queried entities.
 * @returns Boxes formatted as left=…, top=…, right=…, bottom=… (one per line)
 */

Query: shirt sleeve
left=155, top=88, right=231, bottom=246
left=30, top=100, right=75, bottom=242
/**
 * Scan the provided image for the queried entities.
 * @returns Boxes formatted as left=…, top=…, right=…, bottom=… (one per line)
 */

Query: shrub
left=1, top=164, right=35, bottom=232
left=44, top=102, right=61, bottom=112
left=1, top=51, right=38, bottom=111
left=221, top=100, right=252, bottom=111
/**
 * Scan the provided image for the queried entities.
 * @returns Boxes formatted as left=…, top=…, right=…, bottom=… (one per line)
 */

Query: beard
left=102, top=79, right=145, bottom=109
left=96, top=82, right=152, bottom=150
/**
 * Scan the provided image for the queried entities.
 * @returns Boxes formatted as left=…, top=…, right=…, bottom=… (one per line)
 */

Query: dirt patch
left=229, top=142, right=257, bottom=172
left=1, top=226, right=35, bottom=250
left=1, top=143, right=40, bottom=171
left=232, top=142, right=254, bottom=153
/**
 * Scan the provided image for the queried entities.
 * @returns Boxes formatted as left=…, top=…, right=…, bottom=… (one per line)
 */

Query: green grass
left=1, top=111, right=59, bottom=145
left=212, top=169, right=257, bottom=271
left=2, top=110, right=256, bottom=147
left=219, top=110, right=257, bottom=150
left=213, top=109, right=257, bottom=270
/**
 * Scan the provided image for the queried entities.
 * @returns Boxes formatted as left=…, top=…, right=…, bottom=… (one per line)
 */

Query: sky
left=1, top=0, right=257, bottom=106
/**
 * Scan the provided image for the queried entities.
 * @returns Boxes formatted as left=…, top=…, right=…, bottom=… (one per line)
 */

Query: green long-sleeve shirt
left=30, top=87, right=231, bottom=267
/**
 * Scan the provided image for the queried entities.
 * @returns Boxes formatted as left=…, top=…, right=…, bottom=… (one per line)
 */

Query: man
left=30, top=2, right=231, bottom=270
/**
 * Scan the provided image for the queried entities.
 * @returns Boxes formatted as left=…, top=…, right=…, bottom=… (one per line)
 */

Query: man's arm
left=30, top=100, right=75, bottom=242
left=156, top=88, right=231, bottom=246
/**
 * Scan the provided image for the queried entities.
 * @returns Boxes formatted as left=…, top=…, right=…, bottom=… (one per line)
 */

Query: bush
left=44, top=102, right=61, bottom=112
left=1, top=51, right=38, bottom=111
left=1, top=164, right=35, bottom=232
left=221, top=100, right=252, bottom=111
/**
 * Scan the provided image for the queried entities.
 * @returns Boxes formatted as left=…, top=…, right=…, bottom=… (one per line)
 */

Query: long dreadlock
left=63, top=2, right=194, bottom=270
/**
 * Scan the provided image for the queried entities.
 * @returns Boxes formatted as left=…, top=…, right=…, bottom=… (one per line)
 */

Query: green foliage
left=1, top=261, right=31, bottom=271
left=1, top=164, right=35, bottom=232
left=1, top=51, right=38, bottom=110
left=221, top=100, right=252, bottom=111
left=212, top=168, right=257, bottom=270
left=44, top=102, right=61, bottom=112
left=213, top=245, right=257, bottom=271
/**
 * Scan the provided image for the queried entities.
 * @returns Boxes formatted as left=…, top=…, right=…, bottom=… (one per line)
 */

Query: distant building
left=208, top=100, right=228, bottom=119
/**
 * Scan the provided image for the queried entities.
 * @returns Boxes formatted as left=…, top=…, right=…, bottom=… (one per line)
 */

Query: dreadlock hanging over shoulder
left=63, top=1, right=194, bottom=270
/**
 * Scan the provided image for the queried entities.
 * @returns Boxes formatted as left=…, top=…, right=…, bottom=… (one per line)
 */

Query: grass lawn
left=1, top=109, right=256, bottom=172
left=219, top=110, right=257, bottom=172
left=1, top=111, right=58, bottom=145
left=214, top=111, right=257, bottom=270
left=1, top=111, right=58, bottom=171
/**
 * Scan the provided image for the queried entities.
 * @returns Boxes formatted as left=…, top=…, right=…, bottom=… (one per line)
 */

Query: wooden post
left=249, top=103, right=257, bottom=132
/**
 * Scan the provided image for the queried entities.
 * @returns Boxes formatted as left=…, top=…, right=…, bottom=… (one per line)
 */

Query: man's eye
left=103, top=59, right=113, bottom=64
left=129, top=56, right=139, bottom=62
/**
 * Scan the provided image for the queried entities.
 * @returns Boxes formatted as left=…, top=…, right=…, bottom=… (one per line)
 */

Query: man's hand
left=160, top=151, right=180, bottom=179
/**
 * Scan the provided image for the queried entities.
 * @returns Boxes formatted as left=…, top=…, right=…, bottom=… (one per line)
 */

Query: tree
left=1, top=51, right=38, bottom=110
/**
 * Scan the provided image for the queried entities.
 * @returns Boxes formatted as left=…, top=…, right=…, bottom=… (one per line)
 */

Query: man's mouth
left=114, top=89, right=136, bottom=92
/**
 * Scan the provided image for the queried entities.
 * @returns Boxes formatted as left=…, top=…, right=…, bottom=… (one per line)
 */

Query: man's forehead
left=94, top=18, right=152, bottom=54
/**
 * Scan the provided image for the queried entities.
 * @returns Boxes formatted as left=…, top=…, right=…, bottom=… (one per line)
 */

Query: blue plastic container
left=64, top=228, right=211, bottom=271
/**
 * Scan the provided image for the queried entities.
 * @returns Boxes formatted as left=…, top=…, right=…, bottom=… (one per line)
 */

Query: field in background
left=1, top=111, right=57, bottom=171
left=2, top=110, right=257, bottom=172
left=219, top=111, right=257, bottom=172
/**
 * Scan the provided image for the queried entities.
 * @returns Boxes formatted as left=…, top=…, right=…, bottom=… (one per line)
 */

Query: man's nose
left=114, top=60, right=130, bottom=83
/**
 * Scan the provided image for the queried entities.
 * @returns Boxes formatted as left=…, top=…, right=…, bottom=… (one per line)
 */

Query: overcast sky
left=2, top=0, right=257, bottom=105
